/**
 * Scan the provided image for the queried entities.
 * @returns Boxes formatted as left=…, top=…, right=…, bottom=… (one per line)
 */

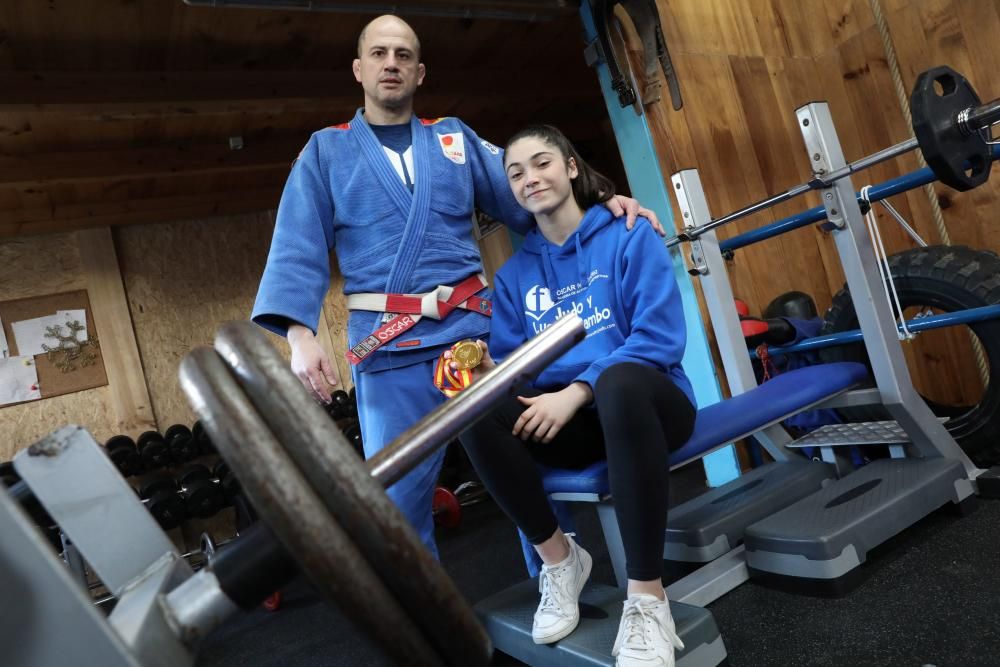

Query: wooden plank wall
left=0, top=212, right=514, bottom=460
left=624, top=0, right=1000, bottom=405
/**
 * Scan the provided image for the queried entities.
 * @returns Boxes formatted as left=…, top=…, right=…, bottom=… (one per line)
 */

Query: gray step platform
left=744, top=457, right=974, bottom=596
left=476, top=579, right=726, bottom=667
left=665, top=460, right=836, bottom=562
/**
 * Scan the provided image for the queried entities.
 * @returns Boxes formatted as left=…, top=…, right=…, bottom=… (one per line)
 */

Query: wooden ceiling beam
left=0, top=71, right=598, bottom=118
left=1, top=187, right=283, bottom=239
left=0, top=137, right=304, bottom=188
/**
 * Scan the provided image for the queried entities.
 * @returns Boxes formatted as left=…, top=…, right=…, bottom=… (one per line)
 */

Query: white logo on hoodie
left=524, top=285, right=554, bottom=318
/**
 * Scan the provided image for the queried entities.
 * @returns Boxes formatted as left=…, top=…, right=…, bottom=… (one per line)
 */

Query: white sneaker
left=612, top=594, right=685, bottom=667
left=531, top=534, right=593, bottom=644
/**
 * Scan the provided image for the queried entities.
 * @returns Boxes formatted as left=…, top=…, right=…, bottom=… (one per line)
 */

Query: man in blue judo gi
left=252, top=14, right=661, bottom=557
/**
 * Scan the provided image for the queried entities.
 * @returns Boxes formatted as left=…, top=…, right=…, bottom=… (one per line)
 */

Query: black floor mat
left=197, top=465, right=1000, bottom=666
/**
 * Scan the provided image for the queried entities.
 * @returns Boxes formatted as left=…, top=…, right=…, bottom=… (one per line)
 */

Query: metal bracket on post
left=796, top=102, right=978, bottom=478
left=672, top=170, right=795, bottom=460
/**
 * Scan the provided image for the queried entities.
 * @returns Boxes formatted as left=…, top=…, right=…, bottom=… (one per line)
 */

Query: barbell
left=668, top=65, right=1000, bottom=247
left=177, top=314, right=586, bottom=666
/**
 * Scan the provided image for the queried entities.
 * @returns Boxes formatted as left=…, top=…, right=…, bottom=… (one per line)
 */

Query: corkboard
left=0, top=290, right=108, bottom=404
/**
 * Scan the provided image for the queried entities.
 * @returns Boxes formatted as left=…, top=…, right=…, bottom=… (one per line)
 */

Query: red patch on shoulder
left=419, top=117, right=445, bottom=126
left=328, top=122, right=351, bottom=130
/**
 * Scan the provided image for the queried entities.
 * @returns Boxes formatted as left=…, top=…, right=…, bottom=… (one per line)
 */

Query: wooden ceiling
left=0, top=1, right=625, bottom=239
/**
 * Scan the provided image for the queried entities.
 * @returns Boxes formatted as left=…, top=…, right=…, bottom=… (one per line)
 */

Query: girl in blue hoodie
left=459, top=125, right=695, bottom=667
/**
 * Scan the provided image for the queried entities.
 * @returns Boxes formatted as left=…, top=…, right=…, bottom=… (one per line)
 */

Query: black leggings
left=460, top=362, right=696, bottom=581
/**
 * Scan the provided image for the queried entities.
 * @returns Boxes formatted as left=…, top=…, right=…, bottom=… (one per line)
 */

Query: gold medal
left=452, top=340, right=483, bottom=370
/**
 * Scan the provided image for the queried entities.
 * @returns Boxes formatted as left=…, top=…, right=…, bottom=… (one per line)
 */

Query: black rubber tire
left=819, top=245, right=1000, bottom=467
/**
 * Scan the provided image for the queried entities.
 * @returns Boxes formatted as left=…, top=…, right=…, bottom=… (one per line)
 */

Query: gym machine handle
left=203, top=522, right=296, bottom=609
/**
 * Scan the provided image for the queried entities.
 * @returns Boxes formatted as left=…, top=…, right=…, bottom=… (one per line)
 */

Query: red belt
left=345, top=274, right=491, bottom=365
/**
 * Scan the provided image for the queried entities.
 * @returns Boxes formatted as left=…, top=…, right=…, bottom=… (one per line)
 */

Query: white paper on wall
left=0, top=356, right=41, bottom=406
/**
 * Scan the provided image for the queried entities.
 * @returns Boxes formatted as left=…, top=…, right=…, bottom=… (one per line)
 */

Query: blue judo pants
left=352, top=357, right=449, bottom=558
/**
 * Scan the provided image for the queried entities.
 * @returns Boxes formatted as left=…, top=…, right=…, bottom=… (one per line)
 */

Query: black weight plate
left=179, top=346, right=444, bottom=666
left=912, top=65, right=991, bottom=191
left=178, top=464, right=212, bottom=487
left=137, top=430, right=165, bottom=450
left=169, top=435, right=199, bottom=463
left=331, top=390, right=351, bottom=419
left=213, top=322, right=491, bottom=667
left=148, top=490, right=187, bottom=530
left=213, top=460, right=230, bottom=480
left=183, top=479, right=224, bottom=519
left=139, top=439, right=170, bottom=470
left=139, top=475, right=177, bottom=499
left=164, top=424, right=192, bottom=442
left=106, top=440, right=143, bottom=477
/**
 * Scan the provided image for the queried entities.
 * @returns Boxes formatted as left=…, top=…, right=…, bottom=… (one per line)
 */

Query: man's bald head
left=357, top=15, right=421, bottom=61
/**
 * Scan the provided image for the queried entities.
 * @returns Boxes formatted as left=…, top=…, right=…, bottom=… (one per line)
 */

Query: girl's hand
left=512, top=383, right=593, bottom=443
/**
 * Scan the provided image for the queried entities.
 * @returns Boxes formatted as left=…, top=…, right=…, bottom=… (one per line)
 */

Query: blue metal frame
left=579, top=1, right=740, bottom=486
left=722, top=144, right=1000, bottom=253
left=756, top=304, right=1000, bottom=358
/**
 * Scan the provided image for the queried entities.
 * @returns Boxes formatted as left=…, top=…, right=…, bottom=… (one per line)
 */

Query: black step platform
left=665, top=460, right=835, bottom=562
left=476, top=579, right=726, bottom=666
left=744, top=457, right=974, bottom=596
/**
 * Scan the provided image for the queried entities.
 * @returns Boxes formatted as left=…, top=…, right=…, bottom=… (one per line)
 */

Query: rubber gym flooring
left=198, top=463, right=1000, bottom=666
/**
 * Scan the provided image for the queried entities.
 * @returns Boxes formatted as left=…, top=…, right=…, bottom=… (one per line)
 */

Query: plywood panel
left=0, top=387, right=118, bottom=462
left=116, top=210, right=279, bottom=428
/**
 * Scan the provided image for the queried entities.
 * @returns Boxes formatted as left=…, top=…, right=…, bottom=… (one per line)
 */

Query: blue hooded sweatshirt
left=490, top=205, right=695, bottom=407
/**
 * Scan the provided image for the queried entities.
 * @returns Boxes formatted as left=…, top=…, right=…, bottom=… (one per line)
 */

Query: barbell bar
left=667, top=66, right=1000, bottom=248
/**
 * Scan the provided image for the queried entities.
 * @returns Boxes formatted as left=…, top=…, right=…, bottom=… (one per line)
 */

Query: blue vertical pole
left=579, top=1, right=740, bottom=486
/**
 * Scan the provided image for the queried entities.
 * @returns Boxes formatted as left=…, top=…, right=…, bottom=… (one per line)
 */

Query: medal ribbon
left=432, top=341, right=480, bottom=398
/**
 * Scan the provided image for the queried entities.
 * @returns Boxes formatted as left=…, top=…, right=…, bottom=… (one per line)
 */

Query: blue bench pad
left=542, top=362, right=869, bottom=496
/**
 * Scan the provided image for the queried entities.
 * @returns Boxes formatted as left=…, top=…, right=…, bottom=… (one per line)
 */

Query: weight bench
left=475, top=360, right=868, bottom=667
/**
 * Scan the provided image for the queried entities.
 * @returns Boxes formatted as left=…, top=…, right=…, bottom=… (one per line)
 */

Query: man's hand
left=288, top=324, right=340, bottom=404
left=512, top=382, right=593, bottom=444
left=604, top=195, right=666, bottom=236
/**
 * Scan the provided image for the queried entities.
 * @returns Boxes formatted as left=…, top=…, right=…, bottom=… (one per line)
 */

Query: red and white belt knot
left=344, top=274, right=491, bottom=365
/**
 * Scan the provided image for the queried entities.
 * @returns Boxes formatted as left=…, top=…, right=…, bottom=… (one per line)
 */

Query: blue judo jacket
left=252, top=110, right=532, bottom=371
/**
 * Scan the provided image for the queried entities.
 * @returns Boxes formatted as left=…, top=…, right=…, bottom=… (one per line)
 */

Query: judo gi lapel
left=353, top=109, right=432, bottom=294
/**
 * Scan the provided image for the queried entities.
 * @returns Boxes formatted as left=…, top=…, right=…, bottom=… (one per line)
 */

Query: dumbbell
left=177, top=464, right=226, bottom=519
left=432, top=486, right=461, bottom=528
left=341, top=420, right=364, bottom=458
left=105, top=435, right=144, bottom=477
left=331, top=390, right=352, bottom=419
left=165, top=424, right=199, bottom=464
left=139, top=476, right=187, bottom=530
left=192, top=420, right=216, bottom=455
left=138, top=431, right=171, bottom=471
